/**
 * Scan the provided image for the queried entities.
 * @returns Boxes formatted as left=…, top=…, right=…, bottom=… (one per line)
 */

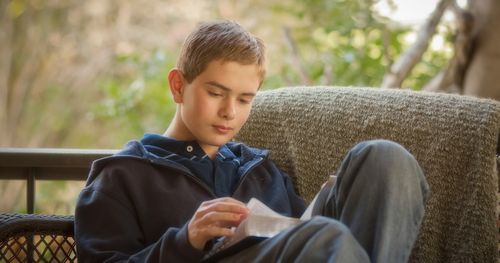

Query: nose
left=219, top=98, right=236, bottom=120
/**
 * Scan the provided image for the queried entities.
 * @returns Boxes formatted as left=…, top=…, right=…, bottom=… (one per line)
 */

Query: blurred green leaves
left=256, top=0, right=451, bottom=89
left=1, top=0, right=457, bottom=214
left=87, top=0, right=454, bottom=146
left=91, top=50, right=177, bottom=145
left=7, top=0, right=26, bottom=18
left=1, top=0, right=455, bottom=149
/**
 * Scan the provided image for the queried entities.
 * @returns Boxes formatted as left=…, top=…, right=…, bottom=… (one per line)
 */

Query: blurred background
left=1, top=0, right=498, bottom=214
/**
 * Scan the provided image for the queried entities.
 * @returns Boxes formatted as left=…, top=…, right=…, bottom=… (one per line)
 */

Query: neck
left=164, top=112, right=190, bottom=140
left=202, top=146, right=218, bottom=160
left=164, top=113, right=219, bottom=159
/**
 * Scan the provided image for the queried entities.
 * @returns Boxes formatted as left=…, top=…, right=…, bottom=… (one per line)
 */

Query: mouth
left=213, top=125, right=233, bottom=134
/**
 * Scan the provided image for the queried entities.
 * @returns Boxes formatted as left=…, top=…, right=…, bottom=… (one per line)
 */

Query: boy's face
left=170, top=60, right=261, bottom=156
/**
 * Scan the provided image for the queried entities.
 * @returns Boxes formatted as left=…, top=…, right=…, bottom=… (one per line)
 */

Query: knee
left=346, top=140, right=425, bottom=187
left=351, top=140, right=418, bottom=172
left=351, top=140, right=412, bottom=162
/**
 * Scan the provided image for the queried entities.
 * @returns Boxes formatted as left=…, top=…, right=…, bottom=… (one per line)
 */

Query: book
left=203, top=175, right=337, bottom=261
left=203, top=198, right=308, bottom=261
left=223, top=198, right=305, bottom=248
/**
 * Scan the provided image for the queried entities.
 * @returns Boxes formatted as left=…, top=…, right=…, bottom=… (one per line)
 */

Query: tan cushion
left=236, top=86, right=500, bottom=263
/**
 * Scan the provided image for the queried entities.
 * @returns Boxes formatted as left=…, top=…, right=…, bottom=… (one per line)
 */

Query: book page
left=246, top=198, right=291, bottom=218
left=300, top=194, right=317, bottom=220
left=206, top=176, right=337, bottom=259
left=208, top=198, right=302, bottom=255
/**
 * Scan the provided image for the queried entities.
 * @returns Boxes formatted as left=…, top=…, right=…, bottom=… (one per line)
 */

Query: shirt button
left=186, top=145, right=193, bottom=152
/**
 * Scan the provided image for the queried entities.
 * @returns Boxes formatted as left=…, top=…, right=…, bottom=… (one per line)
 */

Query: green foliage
left=403, top=33, right=454, bottom=89
left=92, top=50, right=178, bottom=147
left=35, top=181, right=86, bottom=215
left=86, top=1, right=455, bottom=147
left=3, top=0, right=455, bottom=214
left=257, top=0, right=398, bottom=87
left=253, top=0, right=451, bottom=89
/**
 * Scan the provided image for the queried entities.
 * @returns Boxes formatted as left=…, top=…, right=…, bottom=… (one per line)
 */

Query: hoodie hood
left=86, top=134, right=269, bottom=185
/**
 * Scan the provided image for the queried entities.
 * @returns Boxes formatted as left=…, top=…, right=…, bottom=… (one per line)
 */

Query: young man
left=75, top=21, right=429, bottom=263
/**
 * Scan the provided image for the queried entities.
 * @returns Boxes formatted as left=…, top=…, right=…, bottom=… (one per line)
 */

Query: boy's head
left=166, top=21, right=267, bottom=158
left=176, top=20, right=266, bottom=86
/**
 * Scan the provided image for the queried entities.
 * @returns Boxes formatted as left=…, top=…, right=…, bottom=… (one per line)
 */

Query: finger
left=188, top=221, right=235, bottom=249
left=195, top=201, right=249, bottom=218
left=200, top=197, right=247, bottom=208
left=200, top=224, right=235, bottom=238
left=211, top=201, right=249, bottom=213
left=199, top=211, right=246, bottom=227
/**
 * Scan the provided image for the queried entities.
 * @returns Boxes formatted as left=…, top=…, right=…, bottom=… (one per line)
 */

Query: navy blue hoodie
left=75, top=136, right=306, bottom=262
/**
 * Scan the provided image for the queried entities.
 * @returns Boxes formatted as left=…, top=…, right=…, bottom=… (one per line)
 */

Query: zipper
left=149, top=158, right=218, bottom=199
left=110, top=145, right=218, bottom=198
left=140, top=153, right=267, bottom=199
left=232, top=156, right=266, bottom=195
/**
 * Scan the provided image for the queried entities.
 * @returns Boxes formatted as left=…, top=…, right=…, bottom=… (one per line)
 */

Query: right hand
left=187, top=197, right=250, bottom=250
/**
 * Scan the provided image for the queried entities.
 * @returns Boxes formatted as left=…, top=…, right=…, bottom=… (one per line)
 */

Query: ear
left=168, top=69, right=185, bottom=103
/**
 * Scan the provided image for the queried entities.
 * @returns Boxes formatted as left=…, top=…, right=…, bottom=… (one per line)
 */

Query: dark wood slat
left=0, top=148, right=116, bottom=168
left=0, top=148, right=117, bottom=213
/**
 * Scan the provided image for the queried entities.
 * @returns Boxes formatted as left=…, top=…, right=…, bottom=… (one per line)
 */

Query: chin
left=207, top=137, right=232, bottom=147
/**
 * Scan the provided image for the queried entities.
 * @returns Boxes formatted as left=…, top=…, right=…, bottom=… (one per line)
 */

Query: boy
left=75, top=20, right=429, bottom=262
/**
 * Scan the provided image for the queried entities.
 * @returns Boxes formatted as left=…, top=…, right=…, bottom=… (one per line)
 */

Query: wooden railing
left=0, top=148, right=116, bottom=213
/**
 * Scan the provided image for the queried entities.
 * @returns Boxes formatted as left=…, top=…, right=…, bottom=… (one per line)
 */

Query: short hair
left=177, top=20, right=266, bottom=85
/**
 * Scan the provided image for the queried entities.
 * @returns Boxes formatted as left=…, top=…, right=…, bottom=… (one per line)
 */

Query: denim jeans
left=219, top=140, right=430, bottom=263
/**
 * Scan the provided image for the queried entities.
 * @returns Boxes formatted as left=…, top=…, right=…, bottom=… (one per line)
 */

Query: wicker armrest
left=0, top=213, right=77, bottom=262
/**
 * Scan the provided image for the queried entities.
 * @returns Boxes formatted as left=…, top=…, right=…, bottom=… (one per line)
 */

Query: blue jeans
left=220, top=140, right=430, bottom=263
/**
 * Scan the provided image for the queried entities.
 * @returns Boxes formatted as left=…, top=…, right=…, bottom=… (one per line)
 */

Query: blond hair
left=177, top=20, right=266, bottom=85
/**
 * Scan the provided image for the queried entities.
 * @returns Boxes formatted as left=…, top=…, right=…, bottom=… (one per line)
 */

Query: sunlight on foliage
left=0, top=0, right=455, bottom=214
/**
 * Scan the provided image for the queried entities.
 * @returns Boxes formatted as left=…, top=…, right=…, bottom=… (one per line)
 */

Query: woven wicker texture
left=236, top=86, right=500, bottom=263
left=0, top=213, right=77, bottom=263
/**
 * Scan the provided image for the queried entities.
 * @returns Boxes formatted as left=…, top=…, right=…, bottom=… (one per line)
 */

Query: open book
left=204, top=175, right=336, bottom=260
left=203, top=198, right=313, bottom=260
left=204, top=175, right=336, bottom=262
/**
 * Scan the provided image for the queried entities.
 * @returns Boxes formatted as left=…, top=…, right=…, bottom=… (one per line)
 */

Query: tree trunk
left=462, top=0, right=500, bottom=100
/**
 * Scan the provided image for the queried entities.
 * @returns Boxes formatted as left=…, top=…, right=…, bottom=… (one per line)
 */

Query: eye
left=208, top=91, right=222, bottom=97
left=239, top=98, right=252, bottom=104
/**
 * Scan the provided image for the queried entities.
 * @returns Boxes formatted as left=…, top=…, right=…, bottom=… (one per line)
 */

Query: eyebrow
left=205, top=81, right=256, bottom=97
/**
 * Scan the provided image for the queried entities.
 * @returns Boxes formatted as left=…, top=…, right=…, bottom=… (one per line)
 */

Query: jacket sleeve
left=75, top=186, right=205, bottom=263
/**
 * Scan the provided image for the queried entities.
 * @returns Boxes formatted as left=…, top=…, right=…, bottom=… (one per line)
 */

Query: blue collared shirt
left=141, top=133, right=241, bottom=197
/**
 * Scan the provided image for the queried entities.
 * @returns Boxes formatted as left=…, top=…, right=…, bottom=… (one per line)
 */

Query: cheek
left=185, top=92, right=211, bottom=116
left=236, top=106, right=252, bottom=126
left=196, top=97, right=216, bottom=116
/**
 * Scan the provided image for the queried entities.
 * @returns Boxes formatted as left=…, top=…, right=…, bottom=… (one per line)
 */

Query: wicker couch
left=1, top=86, right=499, bottom=262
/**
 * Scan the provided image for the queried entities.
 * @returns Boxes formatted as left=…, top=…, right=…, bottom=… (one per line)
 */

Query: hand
left=187, top=197, right=250, bottom=250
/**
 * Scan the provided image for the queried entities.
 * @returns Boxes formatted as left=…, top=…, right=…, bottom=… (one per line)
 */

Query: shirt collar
left=141, top=133, right=208, bottom=159
left=217, top=144, right=237, bottom=161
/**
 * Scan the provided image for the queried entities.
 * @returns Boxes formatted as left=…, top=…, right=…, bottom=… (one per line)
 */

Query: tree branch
left=423, top=0, right=474, bottom=93
left=382, top=27, right=393, bottom=70
left=282, top=26, right=312, bottom=85
left=381, top=0, right=453, bottom=88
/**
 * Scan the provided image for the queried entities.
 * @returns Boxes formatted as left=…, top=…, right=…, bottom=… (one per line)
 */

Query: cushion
left=236, top=86, right=500, bottom=262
